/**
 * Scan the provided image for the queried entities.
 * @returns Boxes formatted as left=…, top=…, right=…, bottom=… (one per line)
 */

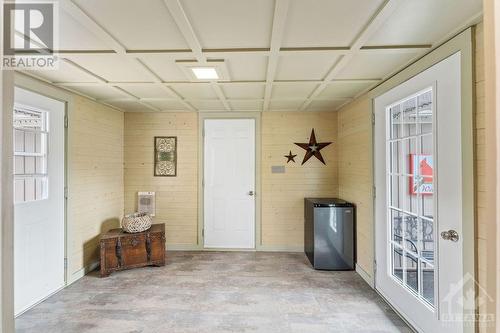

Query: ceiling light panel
left=191, top=67, right=219, bottom=80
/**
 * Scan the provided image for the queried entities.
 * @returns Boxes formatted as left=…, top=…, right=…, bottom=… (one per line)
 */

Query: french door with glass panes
left=375, top=53, right=473, bottom=333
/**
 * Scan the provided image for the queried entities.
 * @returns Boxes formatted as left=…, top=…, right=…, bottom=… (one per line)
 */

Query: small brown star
left=294, top=129, right=332, bottom=165
left=284, top=150, right=297, bottom=163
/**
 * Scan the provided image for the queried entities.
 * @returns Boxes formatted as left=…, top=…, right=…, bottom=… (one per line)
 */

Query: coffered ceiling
left=22, top=0, right=482, bottom=112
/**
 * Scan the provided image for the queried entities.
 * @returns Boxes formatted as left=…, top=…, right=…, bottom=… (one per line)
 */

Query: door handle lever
left=441, top=229, right=459, bottom=242
left=248, top=191, right=255, bottom=196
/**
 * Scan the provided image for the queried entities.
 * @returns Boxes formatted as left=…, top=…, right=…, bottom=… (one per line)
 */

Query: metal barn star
left=294, top=129, right=332, bottom=165
left=284, top=150, right=297, bottom=163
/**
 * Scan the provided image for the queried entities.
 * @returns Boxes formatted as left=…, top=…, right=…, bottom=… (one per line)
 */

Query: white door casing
left=375, top=53, right=470, bottom=332
left=14, top=87, right=65, bottom=316
left=204, top=119, right=256, bottom=249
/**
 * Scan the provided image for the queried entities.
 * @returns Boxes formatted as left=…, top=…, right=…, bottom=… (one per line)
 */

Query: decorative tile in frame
left=154, top=136, right=177, bottom=177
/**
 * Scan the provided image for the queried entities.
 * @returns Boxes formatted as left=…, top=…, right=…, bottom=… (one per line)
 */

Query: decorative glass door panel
left=387, top=88, right=435, bottom=307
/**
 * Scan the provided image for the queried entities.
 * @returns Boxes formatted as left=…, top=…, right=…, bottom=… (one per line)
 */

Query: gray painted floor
left=16, top=251, right=411, bottom=333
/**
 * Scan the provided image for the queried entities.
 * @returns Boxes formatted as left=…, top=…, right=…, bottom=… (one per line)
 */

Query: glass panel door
left=387, top=88, right=436, bottom=307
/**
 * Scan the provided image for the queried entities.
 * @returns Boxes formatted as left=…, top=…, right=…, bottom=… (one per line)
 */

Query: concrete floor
left=16, top=251, right=411, bottom=333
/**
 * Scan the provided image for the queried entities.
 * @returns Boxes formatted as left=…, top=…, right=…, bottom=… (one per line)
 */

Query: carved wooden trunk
left=100, top=223, right=165, bottom=277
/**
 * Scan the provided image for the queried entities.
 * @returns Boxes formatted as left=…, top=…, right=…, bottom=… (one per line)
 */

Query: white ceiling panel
left=366, top=0, right=482, bottom=46
left=336, top=53, right=418, bottom=80
left=120, top=85, right=173, bottom=99
left=172, top=84, right=218, bottom=100
left=71, top=85, right=128, bottom=100
left=307, top=99, right=345, bottom=111
left=229, top=100, right=263, bottom=111
left=190, top=100, right=226, bottom=110
left=275, top=54, right=339, bottom=81
left=271, top=82, right=318, bottom=99
left=226, top=55, right=268, bottom=81
left=67, top=55, right=155, bottom=81
left=106, top=100, right=151, bottom=112
left=23, top=61, right=99, bottom=83
left=318, top=81, right=375, bottom=99
left=269, top=100, right=303, bottom=111
left=282, top=0, right=385, bottom=47
left=58, top=11, right=111, bottom=50
left=147, top=100, right=190, bottom=110
left=72, top=0, right=189, bottom=50
left=25, top=0, right=481, bottom=112
left=222, top=84, right=265, bottom=99
left=181, top=0, right=274, bottom=49
left=139, top=55, right=189, bottom=82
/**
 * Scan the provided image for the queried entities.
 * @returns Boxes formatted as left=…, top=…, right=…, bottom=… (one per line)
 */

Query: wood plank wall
left=261, top=112, right=338, bottom=249
left=123, top=112, right=198, bottom=247
left=67, top=96, right=124, bottom=278
left=337, top=98, right=374, bottom=277
left=474, top=22, right=490, bottom=331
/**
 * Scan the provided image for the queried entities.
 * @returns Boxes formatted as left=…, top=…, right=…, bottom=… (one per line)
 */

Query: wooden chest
left=100, top=224, right=166, bottom=277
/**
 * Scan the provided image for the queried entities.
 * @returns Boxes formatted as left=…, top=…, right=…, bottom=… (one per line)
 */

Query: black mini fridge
left=304, top=198, right=355, bottom=270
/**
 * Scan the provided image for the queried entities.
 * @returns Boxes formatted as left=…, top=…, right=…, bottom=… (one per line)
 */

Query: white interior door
left=14, top=87, right=65, bottom=316
left=375, top=53, right=471, bottom=332
left=204, top=119, right=255, bottom=249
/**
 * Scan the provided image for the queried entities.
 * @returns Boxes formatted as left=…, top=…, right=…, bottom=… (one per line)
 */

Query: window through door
left=387, top=88, right=436, bottom=307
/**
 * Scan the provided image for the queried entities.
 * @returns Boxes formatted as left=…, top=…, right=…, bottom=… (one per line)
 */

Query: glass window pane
left=390, top=141, right=402, bottom=174
left=392, top=245, right=403, bottom=282
left=405, top=253, right=419, bottom=294
left=418, top=90, right=433, bottom=135
left=402, top=97, right=417, bottom=137
left=403, top=213, right=418, bottom=255
left=421, top=218, right=434, bottom=264
left=391, top=210, right=402, bottom=246
left=390, top=105, right=403, bottom=139
left=402, top=138, right=417, bottom=176
left=421, top=261, right=434, bottom=306
left=390, top=176, right=403, bottom=209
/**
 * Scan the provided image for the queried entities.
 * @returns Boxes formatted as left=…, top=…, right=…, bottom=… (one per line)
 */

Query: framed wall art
left=154, top=136, right=177, bottom=177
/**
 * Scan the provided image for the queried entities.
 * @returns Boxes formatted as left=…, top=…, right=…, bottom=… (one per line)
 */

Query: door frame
left=14, top=73, right=73, bottom=287
left=198, top=112, right=262, bottom=251
left=369, top=28, right=475, bottom=332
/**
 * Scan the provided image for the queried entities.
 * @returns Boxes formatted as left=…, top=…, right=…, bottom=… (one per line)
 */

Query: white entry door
left=14, top=88, right=65, bottom=316
left=375, top=53, right=473, bottom=332
left=204, top=119, right=255, bottom=249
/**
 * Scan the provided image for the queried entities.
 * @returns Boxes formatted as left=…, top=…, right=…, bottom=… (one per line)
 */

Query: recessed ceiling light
left=191, top=67, right=219, bottom=80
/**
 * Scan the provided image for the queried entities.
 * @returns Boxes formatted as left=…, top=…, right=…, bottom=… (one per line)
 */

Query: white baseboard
left=355, top=263, right=374, bottom=288
left=67, top=260, right=99, bottom=285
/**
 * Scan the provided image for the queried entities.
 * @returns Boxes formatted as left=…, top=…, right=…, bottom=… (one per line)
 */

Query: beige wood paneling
left=337, top=98, right=373, bottom=276
left=261, top=112, right=338, bottom=248
left=473, top=22, right=491, bottom=332
left=67, top=96, right=124, bottom=277
left=124, top=112, right=198, bottom=246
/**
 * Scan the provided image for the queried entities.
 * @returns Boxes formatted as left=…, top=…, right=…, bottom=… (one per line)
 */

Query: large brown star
left=294, top=129, right=332, bottom=165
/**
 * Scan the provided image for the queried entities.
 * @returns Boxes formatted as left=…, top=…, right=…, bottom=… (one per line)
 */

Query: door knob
left=441, top=229, right=459, bottom=242
left=248, top=191, right=255, bottom=196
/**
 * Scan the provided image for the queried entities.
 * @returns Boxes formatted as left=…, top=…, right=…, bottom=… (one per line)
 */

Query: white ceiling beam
left=162, top=0, right=204, bottom=63
left=162, top=0, right=232, bottom=111
left=263, top=0, right=290, bottom=111
left=133, top=58, right=197, bottom=111
left=299, top=0, right=404, bottom=111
